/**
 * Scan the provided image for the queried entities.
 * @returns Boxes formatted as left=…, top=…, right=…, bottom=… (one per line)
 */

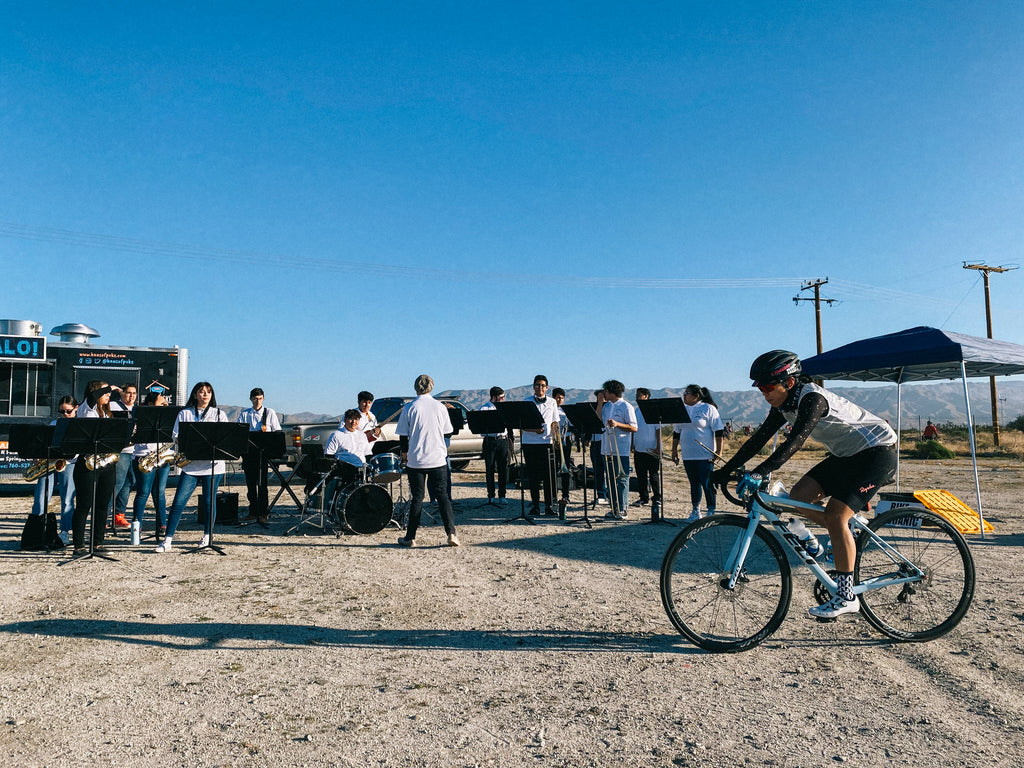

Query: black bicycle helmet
left=750, top=350, right=802, bottom=387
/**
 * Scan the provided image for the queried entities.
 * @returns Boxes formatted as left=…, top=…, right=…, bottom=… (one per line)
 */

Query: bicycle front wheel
left=856, top=508, right=975, bottom=642
left=660, top=515, right=792, bottom=653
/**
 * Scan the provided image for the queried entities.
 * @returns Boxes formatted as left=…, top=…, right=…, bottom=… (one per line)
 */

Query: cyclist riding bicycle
left=711, top=350, right=898, bottom=619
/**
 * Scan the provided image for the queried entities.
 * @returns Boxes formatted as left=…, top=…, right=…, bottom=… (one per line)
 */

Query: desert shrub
left=913, top=439, right=955, bottom=459
left=1005, top=413, right=1024, bottom=432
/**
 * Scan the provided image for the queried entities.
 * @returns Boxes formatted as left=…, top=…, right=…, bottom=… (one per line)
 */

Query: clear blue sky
left=3, top=2, right=1022, bottom=413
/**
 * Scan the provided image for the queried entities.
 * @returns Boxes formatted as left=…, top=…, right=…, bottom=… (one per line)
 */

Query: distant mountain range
left=260, top=380, right=1024, bottom=429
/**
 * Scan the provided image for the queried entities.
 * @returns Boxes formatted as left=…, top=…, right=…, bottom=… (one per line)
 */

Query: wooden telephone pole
left=793, top=278, right=837, bottom=354
left=962, top=262, right=1017, bottom=447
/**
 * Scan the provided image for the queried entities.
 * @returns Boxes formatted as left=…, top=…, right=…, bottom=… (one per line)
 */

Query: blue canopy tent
left=802, top=326, right=1024, bottom=536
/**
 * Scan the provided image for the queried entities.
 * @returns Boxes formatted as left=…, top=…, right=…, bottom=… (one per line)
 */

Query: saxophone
left=85, top=452, right=121, bottom=470
left=138, top=444, right=190, bottom=473
left=22, top=458, right=67, bottom=482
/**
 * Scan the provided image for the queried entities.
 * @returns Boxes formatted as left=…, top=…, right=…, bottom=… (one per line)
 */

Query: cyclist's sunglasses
left=755, top=382, right=782, bottom=394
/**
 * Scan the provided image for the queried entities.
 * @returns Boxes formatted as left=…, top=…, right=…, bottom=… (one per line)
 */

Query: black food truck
left=0, top=319, right=188, bottom=484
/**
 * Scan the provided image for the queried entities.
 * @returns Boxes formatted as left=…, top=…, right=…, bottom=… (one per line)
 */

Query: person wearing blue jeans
left=155, top=381, right=227, bottom=552
left=30, top=395, right=78, bottom=541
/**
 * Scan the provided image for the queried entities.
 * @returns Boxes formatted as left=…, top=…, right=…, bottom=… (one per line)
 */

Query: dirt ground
left=1, top=456, right=1023, bottom=768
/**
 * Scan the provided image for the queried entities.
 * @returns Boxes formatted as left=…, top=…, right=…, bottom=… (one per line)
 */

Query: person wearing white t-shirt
left=671, top=384, right=725, bottom=521
left=396, top=375, right=459, bottom=547
left=632, top=387, right=663, bottom=519
left=237, top=387, right=282, bottom=526
left=522, top=375, right=560, bottom=517
left=600, top=379, right=637, bottom=519
left=156, top=382, right=228, bottom=553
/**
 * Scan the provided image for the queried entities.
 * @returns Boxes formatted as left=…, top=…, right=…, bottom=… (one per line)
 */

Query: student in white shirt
left=237, top=387, right=282, bottom=527
left=156, top=382, right=228, bottom=553
left=396, top=374, right=459, bottom=547
left=600, top=379, right=637, bottom=519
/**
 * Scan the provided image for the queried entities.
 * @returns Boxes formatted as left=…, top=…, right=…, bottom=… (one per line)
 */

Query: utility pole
left=962, top=262, right=1018, bottom=447
left=793, top=278, right=837, bottom=354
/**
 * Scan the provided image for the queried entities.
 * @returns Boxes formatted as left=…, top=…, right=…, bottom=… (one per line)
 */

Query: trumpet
left=22, top=458, right=67, bottom=482
left=138, top=444, right=190, bottom=474
left=85, top=452, right=120, bottom=470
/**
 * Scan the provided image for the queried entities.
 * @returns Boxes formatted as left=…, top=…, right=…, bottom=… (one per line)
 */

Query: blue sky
left=3, top=2, right=1023, bottom=413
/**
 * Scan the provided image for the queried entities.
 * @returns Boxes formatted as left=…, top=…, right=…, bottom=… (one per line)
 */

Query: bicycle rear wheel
left=856, top=508, right=975, bottom=642
left=660, top=515, right=792, bottom=653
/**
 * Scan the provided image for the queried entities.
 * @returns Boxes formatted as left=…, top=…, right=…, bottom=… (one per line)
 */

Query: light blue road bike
left=660, top=472, right=975, bottom=653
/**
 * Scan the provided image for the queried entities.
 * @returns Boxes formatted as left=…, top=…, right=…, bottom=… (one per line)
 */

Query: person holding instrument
left=27, top=395, right=78, bottom=547
left=132, top=392, right=172, bottom=540
left=600, top=380, right=637, bottom=519
left=711, top=350, right=897, bottom=619
left=156, top=382, right=228, bottom=553
left=480, top=386, right=511, bottom=505
left=238, top=387, right=282, bottom=527
left=71, top=381, right=122, bottom=555
left=521, top=374, right=560, bottom=517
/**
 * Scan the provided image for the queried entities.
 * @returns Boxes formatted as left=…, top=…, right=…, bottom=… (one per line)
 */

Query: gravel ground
left=1, top=456, right=1022, bottom=768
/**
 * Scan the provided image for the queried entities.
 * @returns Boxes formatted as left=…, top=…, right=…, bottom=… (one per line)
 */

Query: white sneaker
left=595, top=497, right=609, bottom=506
left=198, top=535, right=210, bottom=548
left=686, top=508, right=701, bottom=522
left=447, top=533, right=461, bottom=547
left=809, top=594, right=860, bottom=619
left=154, top=537, right=173, bottom=553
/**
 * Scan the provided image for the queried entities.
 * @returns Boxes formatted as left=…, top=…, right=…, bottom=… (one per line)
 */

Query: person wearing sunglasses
left=26, top=395, right=79, bottom=546
left=711, top=350, right=897, bottom=620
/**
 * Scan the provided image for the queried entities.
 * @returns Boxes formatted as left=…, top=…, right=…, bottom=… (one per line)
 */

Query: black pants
left=482, top=435, right=509, bottom=499
left=242, top=452, right=270, bottom=520
left=522, top=443, right=554, bottom=510
left=634, top=451, right=662, bottom=503
left=72, top=461, right=116, bottom=549
left=405, top=466, right=455, bottom=540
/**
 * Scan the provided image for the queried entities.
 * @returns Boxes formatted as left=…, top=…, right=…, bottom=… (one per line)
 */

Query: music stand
left=133, top=406, right=183, bottom=541
left=239, top=430, right=292, bottom=527
left=494, top=400, right=543, bottom=525
left=561, top=403, right=606, bottom=529
left=467, top=408, right=509, bottom=510
left=177, top=422, right=249, bottom=555
left=636, top=398, right=688, bottom=525
left=53, top=417, right=133, bottom=564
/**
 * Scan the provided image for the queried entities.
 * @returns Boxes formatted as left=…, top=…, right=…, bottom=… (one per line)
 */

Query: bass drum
left=331, top=482, right=393, bottom=535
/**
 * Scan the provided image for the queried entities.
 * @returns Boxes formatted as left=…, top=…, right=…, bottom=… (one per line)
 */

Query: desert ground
left=1, top=455, right=1022, bottom=768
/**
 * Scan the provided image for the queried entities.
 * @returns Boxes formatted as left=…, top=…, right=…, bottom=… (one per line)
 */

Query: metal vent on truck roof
left=49, top=323, right=101, bottom=343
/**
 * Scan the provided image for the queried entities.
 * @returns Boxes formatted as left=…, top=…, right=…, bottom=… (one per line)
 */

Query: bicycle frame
left=727, top=486, right=926, bottom=597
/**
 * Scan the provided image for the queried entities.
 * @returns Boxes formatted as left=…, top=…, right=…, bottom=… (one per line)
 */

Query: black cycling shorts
left=805, top=445, right=897, bottom=512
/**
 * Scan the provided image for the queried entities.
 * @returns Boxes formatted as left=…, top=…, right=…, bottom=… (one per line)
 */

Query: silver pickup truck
left=285, top=396, right=486, bottom=475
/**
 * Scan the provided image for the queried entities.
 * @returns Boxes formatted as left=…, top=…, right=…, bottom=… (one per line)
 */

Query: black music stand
left=240, top=430, right=292, bottom=527
left=133, top=406, right=183, bottom=540
left=53, top=417, right=133, bottom=565
left=562, top=403, right=606, bottom=529
left=494, top=400, right=543, bottom=525
left=467, top=408, right=511, bottom=510
left=636, top=398, right=688, bottom=526
left=177, top=421, right=249, bottom=555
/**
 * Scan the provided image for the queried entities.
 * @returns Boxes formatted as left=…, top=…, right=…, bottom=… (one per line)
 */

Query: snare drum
left=331, top=482, right=393, bottom=534
left=368, top=452, right=402, bottom=484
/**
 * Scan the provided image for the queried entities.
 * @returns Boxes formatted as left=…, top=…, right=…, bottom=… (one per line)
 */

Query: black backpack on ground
left=20, top=513, right=64, bottom=551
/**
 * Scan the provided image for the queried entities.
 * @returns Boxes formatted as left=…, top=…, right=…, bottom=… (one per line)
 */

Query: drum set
left=288, top=452, right=406, bottom=537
